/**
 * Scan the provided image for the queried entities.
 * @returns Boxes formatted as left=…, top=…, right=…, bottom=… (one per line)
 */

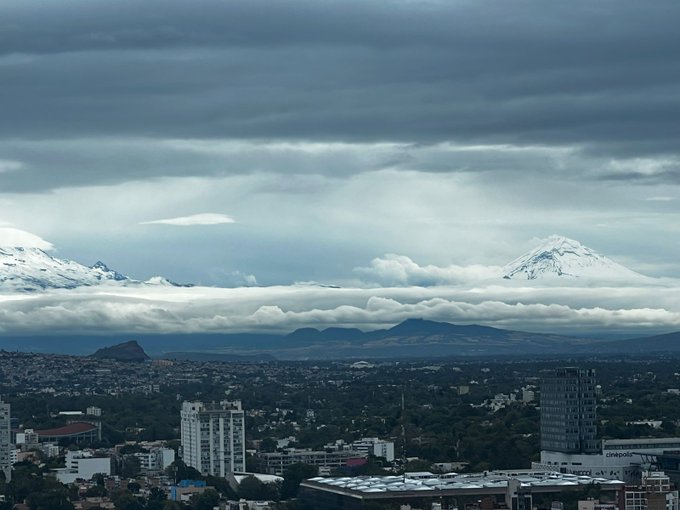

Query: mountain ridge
left=0, top=245, right=185, bottom=291
left=1, top=319, right=678, bottom=359
left=0, top=232, right=650, bottom=291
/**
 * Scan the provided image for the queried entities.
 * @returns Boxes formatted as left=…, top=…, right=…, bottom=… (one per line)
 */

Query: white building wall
left=372, top=441, right=395, bottom=462
left=0, top=400, right=11, bottom=481
left=537, top=437, right=680, bottom=483
left=180, top=400, right=246, bottom=477
left=56, top=451, right=111, bottom=484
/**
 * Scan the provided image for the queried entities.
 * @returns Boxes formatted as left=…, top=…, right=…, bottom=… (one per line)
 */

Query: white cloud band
left=140, top=213, right=236, bottom=226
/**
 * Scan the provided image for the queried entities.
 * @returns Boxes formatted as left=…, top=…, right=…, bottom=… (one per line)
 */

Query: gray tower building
left=0, top=398, right=11, bottom=481
left=180, top=400, right=246, bottom=477
left=540, top=367, right=598, bottom=454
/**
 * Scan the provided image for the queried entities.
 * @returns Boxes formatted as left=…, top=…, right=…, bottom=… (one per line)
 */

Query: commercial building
left=535, top=365, right=680, bottom=484
left=256, top=448, right=367, bottom=476
left=0, top=398, right=11, bottom=481
left=180, top=400, right=246, bottom=477
left=34, top=421, right=101, bottom=443
left=541, top=367, right=598, bottom=454
left=299, top=470, right=625, bottom=510
left=535, top=437, right=680, bottom=483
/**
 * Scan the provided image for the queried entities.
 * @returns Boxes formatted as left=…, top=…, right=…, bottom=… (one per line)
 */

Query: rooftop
left=303, top=470, right=625, bottom=496
left=35, top=422, right=98, bottom=436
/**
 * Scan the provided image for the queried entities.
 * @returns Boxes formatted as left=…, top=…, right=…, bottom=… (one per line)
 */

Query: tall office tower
left=0, top=398, right=11, bottom=481
left=541, top=367, right=599, bottom=454
left=180, top=400, right=246, bottom=477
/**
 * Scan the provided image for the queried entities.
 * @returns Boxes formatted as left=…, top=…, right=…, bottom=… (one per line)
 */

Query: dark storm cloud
left=2, top=0, right=680, bottom=190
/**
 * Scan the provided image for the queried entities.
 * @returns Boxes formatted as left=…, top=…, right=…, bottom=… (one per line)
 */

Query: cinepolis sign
left=605, top=451, right=636, bottom=458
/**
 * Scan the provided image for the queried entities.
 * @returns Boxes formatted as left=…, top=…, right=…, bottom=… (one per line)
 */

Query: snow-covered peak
left=0, top=229, right=194, bottom=292
left=0, top=245, right=133, bottom=292
left=0, top=228, right=54, bottom=251
left=90, top=261, right=129, bottom=282
left=502, top=235, right=645, bottom=281
left=143, top=276, right=189, bottom=287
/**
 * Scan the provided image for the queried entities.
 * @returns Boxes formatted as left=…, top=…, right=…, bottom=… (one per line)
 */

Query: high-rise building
left=0, top=398, right=11, bottom=481
left=540, top=367, right=598, bottom=454
left=180, top=400, right=245, bottom=477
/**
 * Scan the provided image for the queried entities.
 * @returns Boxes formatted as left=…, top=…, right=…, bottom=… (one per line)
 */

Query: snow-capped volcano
left=502, top=235, right=645, bottom=281
left=0, top=246, right=132, bottom=291
left=0, top=228, right=186, bottom=292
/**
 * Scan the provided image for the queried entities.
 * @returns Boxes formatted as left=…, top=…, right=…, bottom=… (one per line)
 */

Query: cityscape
left=1, top=351, right=680, bottom=509
left=2, top=0, right=680, bottom=509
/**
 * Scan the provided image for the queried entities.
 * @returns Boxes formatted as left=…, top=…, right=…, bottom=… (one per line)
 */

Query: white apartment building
left=134, top=447, right=175, bottom=472
left=350, top=438, right=395, bottom=462
left=0, top=399, right=11, bottom=482
left=325, top=437, right=395, bottom=462
left=54, top=450, right=111, bottom=484
left=181, top=400, right=246, bottom=477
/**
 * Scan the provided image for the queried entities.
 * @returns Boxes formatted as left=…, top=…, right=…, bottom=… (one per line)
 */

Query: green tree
left=191, top=489, right=220, bottom=510
left=120, top=456, right=141, bottom=479
left=281, top=463, right=317, bottom=500
left=85, top=485, right=107, bottom=497
left=113, top=491, right=144, bottom=510
left=259, top=437, right=277, bottom=453
left=204, top=476, right=238, bottom=499
left=147, top=487, right=167, bottom=510
left=166, top=459, right=202, bottom=483
left=238, top=476, right=281, bottom=501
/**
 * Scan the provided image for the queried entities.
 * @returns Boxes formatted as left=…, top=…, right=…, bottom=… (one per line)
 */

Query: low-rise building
left=325, top=438, right=396, bottom=462
left=170, top=480, right=214, bottom=502
left=299, top=470, right=625, bottom=510
left=134, top=447, right=175, bottom=473
left=54, top=450, right=111, bottom=484
left=624, top=472, right=679, bottom=510
left=256, top=448, right=366, bottom=476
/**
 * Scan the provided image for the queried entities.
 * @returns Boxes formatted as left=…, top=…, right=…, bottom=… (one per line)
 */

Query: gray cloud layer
left=0, top=280, right=678, bottom=337
left=0, top=0, right=679, bottom=296
left=2, top=0, right=680, bottom=189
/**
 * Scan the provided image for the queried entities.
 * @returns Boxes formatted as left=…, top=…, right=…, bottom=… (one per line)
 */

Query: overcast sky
left=1, top=0, right=679, bottom=337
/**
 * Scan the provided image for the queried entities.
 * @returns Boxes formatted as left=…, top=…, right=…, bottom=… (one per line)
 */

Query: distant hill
left=576, top=331, right=680, bottom=354
left=3, top=321, right=680, bottom=360
left=90, top=340, right=150, bottom=362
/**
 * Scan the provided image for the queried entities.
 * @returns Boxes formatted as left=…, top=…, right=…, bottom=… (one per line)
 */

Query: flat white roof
left=308, top=470, right=624, bottom=495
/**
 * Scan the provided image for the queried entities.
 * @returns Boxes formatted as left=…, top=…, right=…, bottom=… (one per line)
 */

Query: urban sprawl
left=2, top=352, right=680, bottom=510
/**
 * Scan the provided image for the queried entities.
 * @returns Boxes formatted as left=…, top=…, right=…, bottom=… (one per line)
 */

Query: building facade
left=541, top=367, right=598, bottom=454
left=535, top=437, right=680, bottom=483
left=180, top=400, right=246, bottom=477
left=624, top=472, right=679, bottom=510
left=299, top=470, right=625, bottom=510
left=256, top=448, right=366, bottom=476
left=0, top=398, right=11, bottom=481
left=54, top=450, right=111, bottom=484
left=134, top=447, right=176, bottom=473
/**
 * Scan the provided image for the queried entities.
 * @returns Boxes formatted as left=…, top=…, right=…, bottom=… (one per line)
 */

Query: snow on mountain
left=143, top=276, right=187, bottom=287
left=0, top=246, right=132, bottom=291
left=502, top=235, right=646, bottom=281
